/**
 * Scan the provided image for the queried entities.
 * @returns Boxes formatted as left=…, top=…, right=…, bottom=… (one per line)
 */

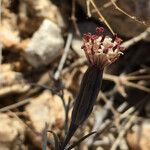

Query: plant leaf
left=66, top=131, right=96, bottom=150
left=47, top=130, right=61, bottom=150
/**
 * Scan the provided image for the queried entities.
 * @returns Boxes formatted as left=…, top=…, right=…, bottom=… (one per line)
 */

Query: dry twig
left=122, top=27, right=150, bottom=49
left=87, top=0, right=115, bottom=34
left=103, top=73, right=150, bottom=93
left=54, top=33, right=73, bottom=80
left=71, top=0, right=81, bottom=36
left=0, top=98, right=31, bottom=112
left=86, top=94, right=115, bottom=146
left=110, top=114, right=137, bottom=150
left=110, top=0, right=147, bottom=26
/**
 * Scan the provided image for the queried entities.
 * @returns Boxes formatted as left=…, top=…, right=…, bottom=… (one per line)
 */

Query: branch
left=54, top=33, right=73, bottom=80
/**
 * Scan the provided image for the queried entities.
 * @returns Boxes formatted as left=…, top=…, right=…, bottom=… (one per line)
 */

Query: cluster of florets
left=81, top=27, right=124, bottom=68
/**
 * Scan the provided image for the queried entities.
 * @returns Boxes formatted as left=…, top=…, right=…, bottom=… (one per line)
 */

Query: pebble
left=25, top=19, right=64, bottom=67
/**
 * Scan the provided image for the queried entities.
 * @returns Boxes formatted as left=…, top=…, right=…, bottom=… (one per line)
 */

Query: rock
left=0, top=18, right=20, bottom=48
left=25, top=90, right=66, bottom=133
left=25, top=90, right=72, bottom=148
left=0, top=113, right=25, bottom=150
left=24, top=19, right=64, bottom=67
left=26, top=0, right=66, bottom=27
left=0, top=64, right=30, bottom=97
left=18, top=0, right=66, bottom=36
left=127, top=120, right=150, bottom=150
left=0, top=0, right=20, bottom=48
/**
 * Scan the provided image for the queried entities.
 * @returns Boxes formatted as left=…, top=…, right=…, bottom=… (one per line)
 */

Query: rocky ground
left=0, top=0, right=150, bottom=150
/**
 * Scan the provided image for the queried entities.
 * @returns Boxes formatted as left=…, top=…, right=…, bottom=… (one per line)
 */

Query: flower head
left=81, top=27, right=124, bottom=68
left=61, top=27, right=125, bottom=149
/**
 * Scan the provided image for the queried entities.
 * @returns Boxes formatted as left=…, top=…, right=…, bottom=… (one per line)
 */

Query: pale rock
left=25, top=90, right=66, bottom=132
left=0, top=65, right=30, bottom=96
left=0, top=21, right=20, bottom=48
left=0, top=113, right=25, bottom=150
left=24, top=0, right=66, bottom=28
left=127, top=120, right=150, bottom=150
left=25, top=19, right=64, bottom=67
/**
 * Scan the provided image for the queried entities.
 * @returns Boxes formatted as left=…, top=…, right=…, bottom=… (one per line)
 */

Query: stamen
left=115, top=37, right=123, bottom=44
left=119, top=46, right=125, bottom=51
left=107, top=45, right=113, bottom=49
left=113, top=45, right=118, bottom=51
left=83, top=34, right=91, bottom=42
left=103, top=49, right=109, bottom=54
left=101, top=35, right=105, bottom=42
left=96, top=27, right=104, bottom=35
left=91, top=46, right=95, bottom=55
left=91, top=35, right=98, bottom=42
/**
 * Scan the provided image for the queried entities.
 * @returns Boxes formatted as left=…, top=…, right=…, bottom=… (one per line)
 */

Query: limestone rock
left=24, top=19, right=64, bottom=67
left=0, top=113, right=25, bottom=150
left=25, top=90, right=65, bottom=132
left=0, top=64, right=30, bottom=97
left=127, top=120, right=150, bottom=150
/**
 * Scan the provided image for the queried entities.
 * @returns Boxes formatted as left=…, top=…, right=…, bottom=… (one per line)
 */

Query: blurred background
left=0, top=0, right=150, bottom=150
